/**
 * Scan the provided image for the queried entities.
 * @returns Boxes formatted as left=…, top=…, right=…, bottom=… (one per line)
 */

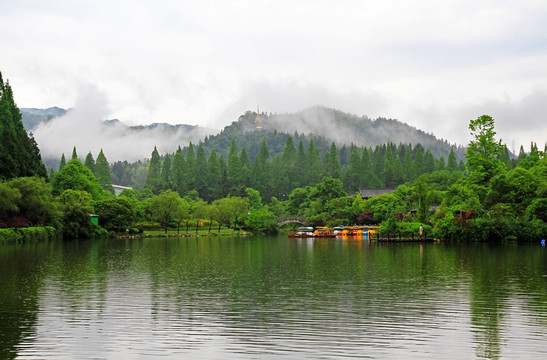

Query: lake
left=1, top=236, right=546, bottom=359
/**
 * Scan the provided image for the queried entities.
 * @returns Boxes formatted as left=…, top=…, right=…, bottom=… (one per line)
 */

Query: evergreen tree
left=325, top=142, right=342, bottom=179
left=251, top=140, right=271, bottom=200
left=361, top=147, right=382, bottom=188
left=240, top=148, right=251, bottom=169
left=95, top=149, right=114, bottom=193
left=145, top=146, right=162, bottom=194
left=344, top=148, right=363, bottom=191
left=281, top=135, right=298, bottom=189
left=0, top=72, right=47, bottom=179
left=84, top=152, right=95, bottom=173
left=227, top=139, right=244, bottom=195
left=383, top=144, right=395, bottom=186
left=185, top=142, right=196, bottom=190
left=517, top=145, right=527, bottom=164
left=499, top=145, right=512, bottom=170
left=393, top=155, right=404, bottom=185
left=59, top=153, right=67, bottom=171
left=424, top=149, right=436, bottom=173
left=403, top=148, right=417, bottom=183
left=240, top=148, right=251, bottom=188
left=172, top=146, right=187, bottom=196
left=295, top=141, right=308, bottom=187
left=271, top=154, right=284, bottom=198
left=72, top=146, right=78, bottom=160
left=372, top=145, right=385, bottom=186
left=194, top=145, right=209, bottom=197
left=218, top=154, right=229, bottom=197
left=307, top=139, right=322, bottom=185
left=207, top=149, right=221, bottom=201
left=160, top=153, right=172, bottom=190
left=437, top=154, right=446, bottom=171
left=447, top=148, right=458, bottom=172
left=414, top=144, right=426, bottom=176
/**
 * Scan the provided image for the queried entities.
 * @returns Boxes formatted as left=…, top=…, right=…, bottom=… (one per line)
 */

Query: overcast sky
left=2, top=0, right=546, bottom=152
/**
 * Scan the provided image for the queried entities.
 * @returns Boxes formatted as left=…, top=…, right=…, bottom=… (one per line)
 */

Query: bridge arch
left=276, top=216, right=308, bottom=227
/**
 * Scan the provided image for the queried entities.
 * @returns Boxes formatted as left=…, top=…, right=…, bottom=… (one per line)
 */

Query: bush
left=0, top=226, right=60, bottom=244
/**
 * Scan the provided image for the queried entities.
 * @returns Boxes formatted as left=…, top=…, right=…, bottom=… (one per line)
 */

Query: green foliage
left=7, top=177, right=59, bottom=226
left=95, top=149, right=114, bottom=194
left=94, top=197, right=135, bottom=232
left=146, top=190, right=189, bottom=233
left=210, top=196, right=248, bottom=230
left=52, top=159, right=106, bottom=199
left=0, top=72, right=47, bottom=180
left=465, top=115, right=506, bottom=185
left=244, top=205, right=279, bottom=235
left=145, top=146, right=162, bottom=194
left=0, top=226, right=59, bottom=244
left=60, top=202, right=96, bottom=239
left=0, top=181, right=21, bottom=216
left=363, top=193, right=406, bottom=223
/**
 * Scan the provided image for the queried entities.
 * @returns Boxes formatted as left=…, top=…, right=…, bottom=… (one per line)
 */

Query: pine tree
left=84, top=152, right=96, bottom=173
left=424, top=149, right=436, bottom=173
left=95, top=149, right=114, bottom=193
left=281, top=135, right=298, bottom=189
left=145, top=146, right=162, bottom=194
left=72, top=146, right=78, bottom=160
left=499, top=145, right=512, bottom=170
left=344, top=148, right=363, bottom=191
left=383, top=144, right=395, bottom=186
left=185, top=142, right=196, bottom=191
left=447, top=148, right=458, bottom=172
left=393, top=155, right=404, bottom=185
left=195, top=145, right=209, bottom=197
left=207, top=149, right=221, bottom=201
left=59, top=153, right=67, bottom=171
left=403, top=148, right=417, bottom=182
left=307, top=139, right=322, bottom=185
left=295, top=141, right=308, bottom=187
left=325, top=142, right=342, bottom=179
left=414, top=144, right=426, bottom=176
left=160, top=153, right=172, bottom=190
left=239, top=148, right=251, bottom=188
left=227, top=139, right=244, bottom=195
left=372, top=145, right=385, bottom=186
left=172, top=146, right=187, bottom=196
left=437, top=154, right=446, bottom=171
left=0, top=72, right=47, bottom=179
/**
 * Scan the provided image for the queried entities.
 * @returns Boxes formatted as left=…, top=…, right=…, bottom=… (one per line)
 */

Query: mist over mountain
left=22, top=107, right=219, bottom=165
left=22, top=104, right=465, bottom=170
left=200, top=106, right=465, bottom=162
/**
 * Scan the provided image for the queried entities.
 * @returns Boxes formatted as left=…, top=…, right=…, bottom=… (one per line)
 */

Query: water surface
left=1, top=236, right=546, bottom=359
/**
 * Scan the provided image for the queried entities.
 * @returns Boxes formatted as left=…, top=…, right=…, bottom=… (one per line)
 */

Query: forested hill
left=199, top=106, right=465, bottom=162
left=21, top=105, right=465, bottom=164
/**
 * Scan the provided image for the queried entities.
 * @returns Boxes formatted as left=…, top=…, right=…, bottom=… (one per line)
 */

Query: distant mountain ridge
left=21, top=106, right=465, bottom=164
left=20, top=108, right=212, bottom=134
left=199, top=106, right=465, bottom=161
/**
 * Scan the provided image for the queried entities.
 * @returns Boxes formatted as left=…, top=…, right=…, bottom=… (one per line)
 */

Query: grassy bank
left=117, top=228, right=250, bottom=238
left=0, top=226, right=61, bottom=245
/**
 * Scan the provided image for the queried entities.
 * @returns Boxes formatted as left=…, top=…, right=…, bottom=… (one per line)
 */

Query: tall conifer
left=95, top=149, right=114, bottom=193
left=146, top=146, right=162, bottom=194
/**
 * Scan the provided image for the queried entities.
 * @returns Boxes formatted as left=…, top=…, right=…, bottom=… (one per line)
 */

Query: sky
left=2, top=0, right=547, bottom=156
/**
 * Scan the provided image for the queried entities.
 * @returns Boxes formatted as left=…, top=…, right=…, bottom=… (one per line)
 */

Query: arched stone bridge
left=276, top=216, right=308, bottom=227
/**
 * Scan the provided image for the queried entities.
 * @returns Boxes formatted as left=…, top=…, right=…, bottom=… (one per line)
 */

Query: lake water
left=1, top=236, right=546, bottom=359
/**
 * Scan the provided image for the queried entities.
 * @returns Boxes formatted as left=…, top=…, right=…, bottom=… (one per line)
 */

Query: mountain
left=22, top=106, right=465, bottom=168
left=198, top=106, right=465, bottom=162
left=21, top=107, right=67, bottom=131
